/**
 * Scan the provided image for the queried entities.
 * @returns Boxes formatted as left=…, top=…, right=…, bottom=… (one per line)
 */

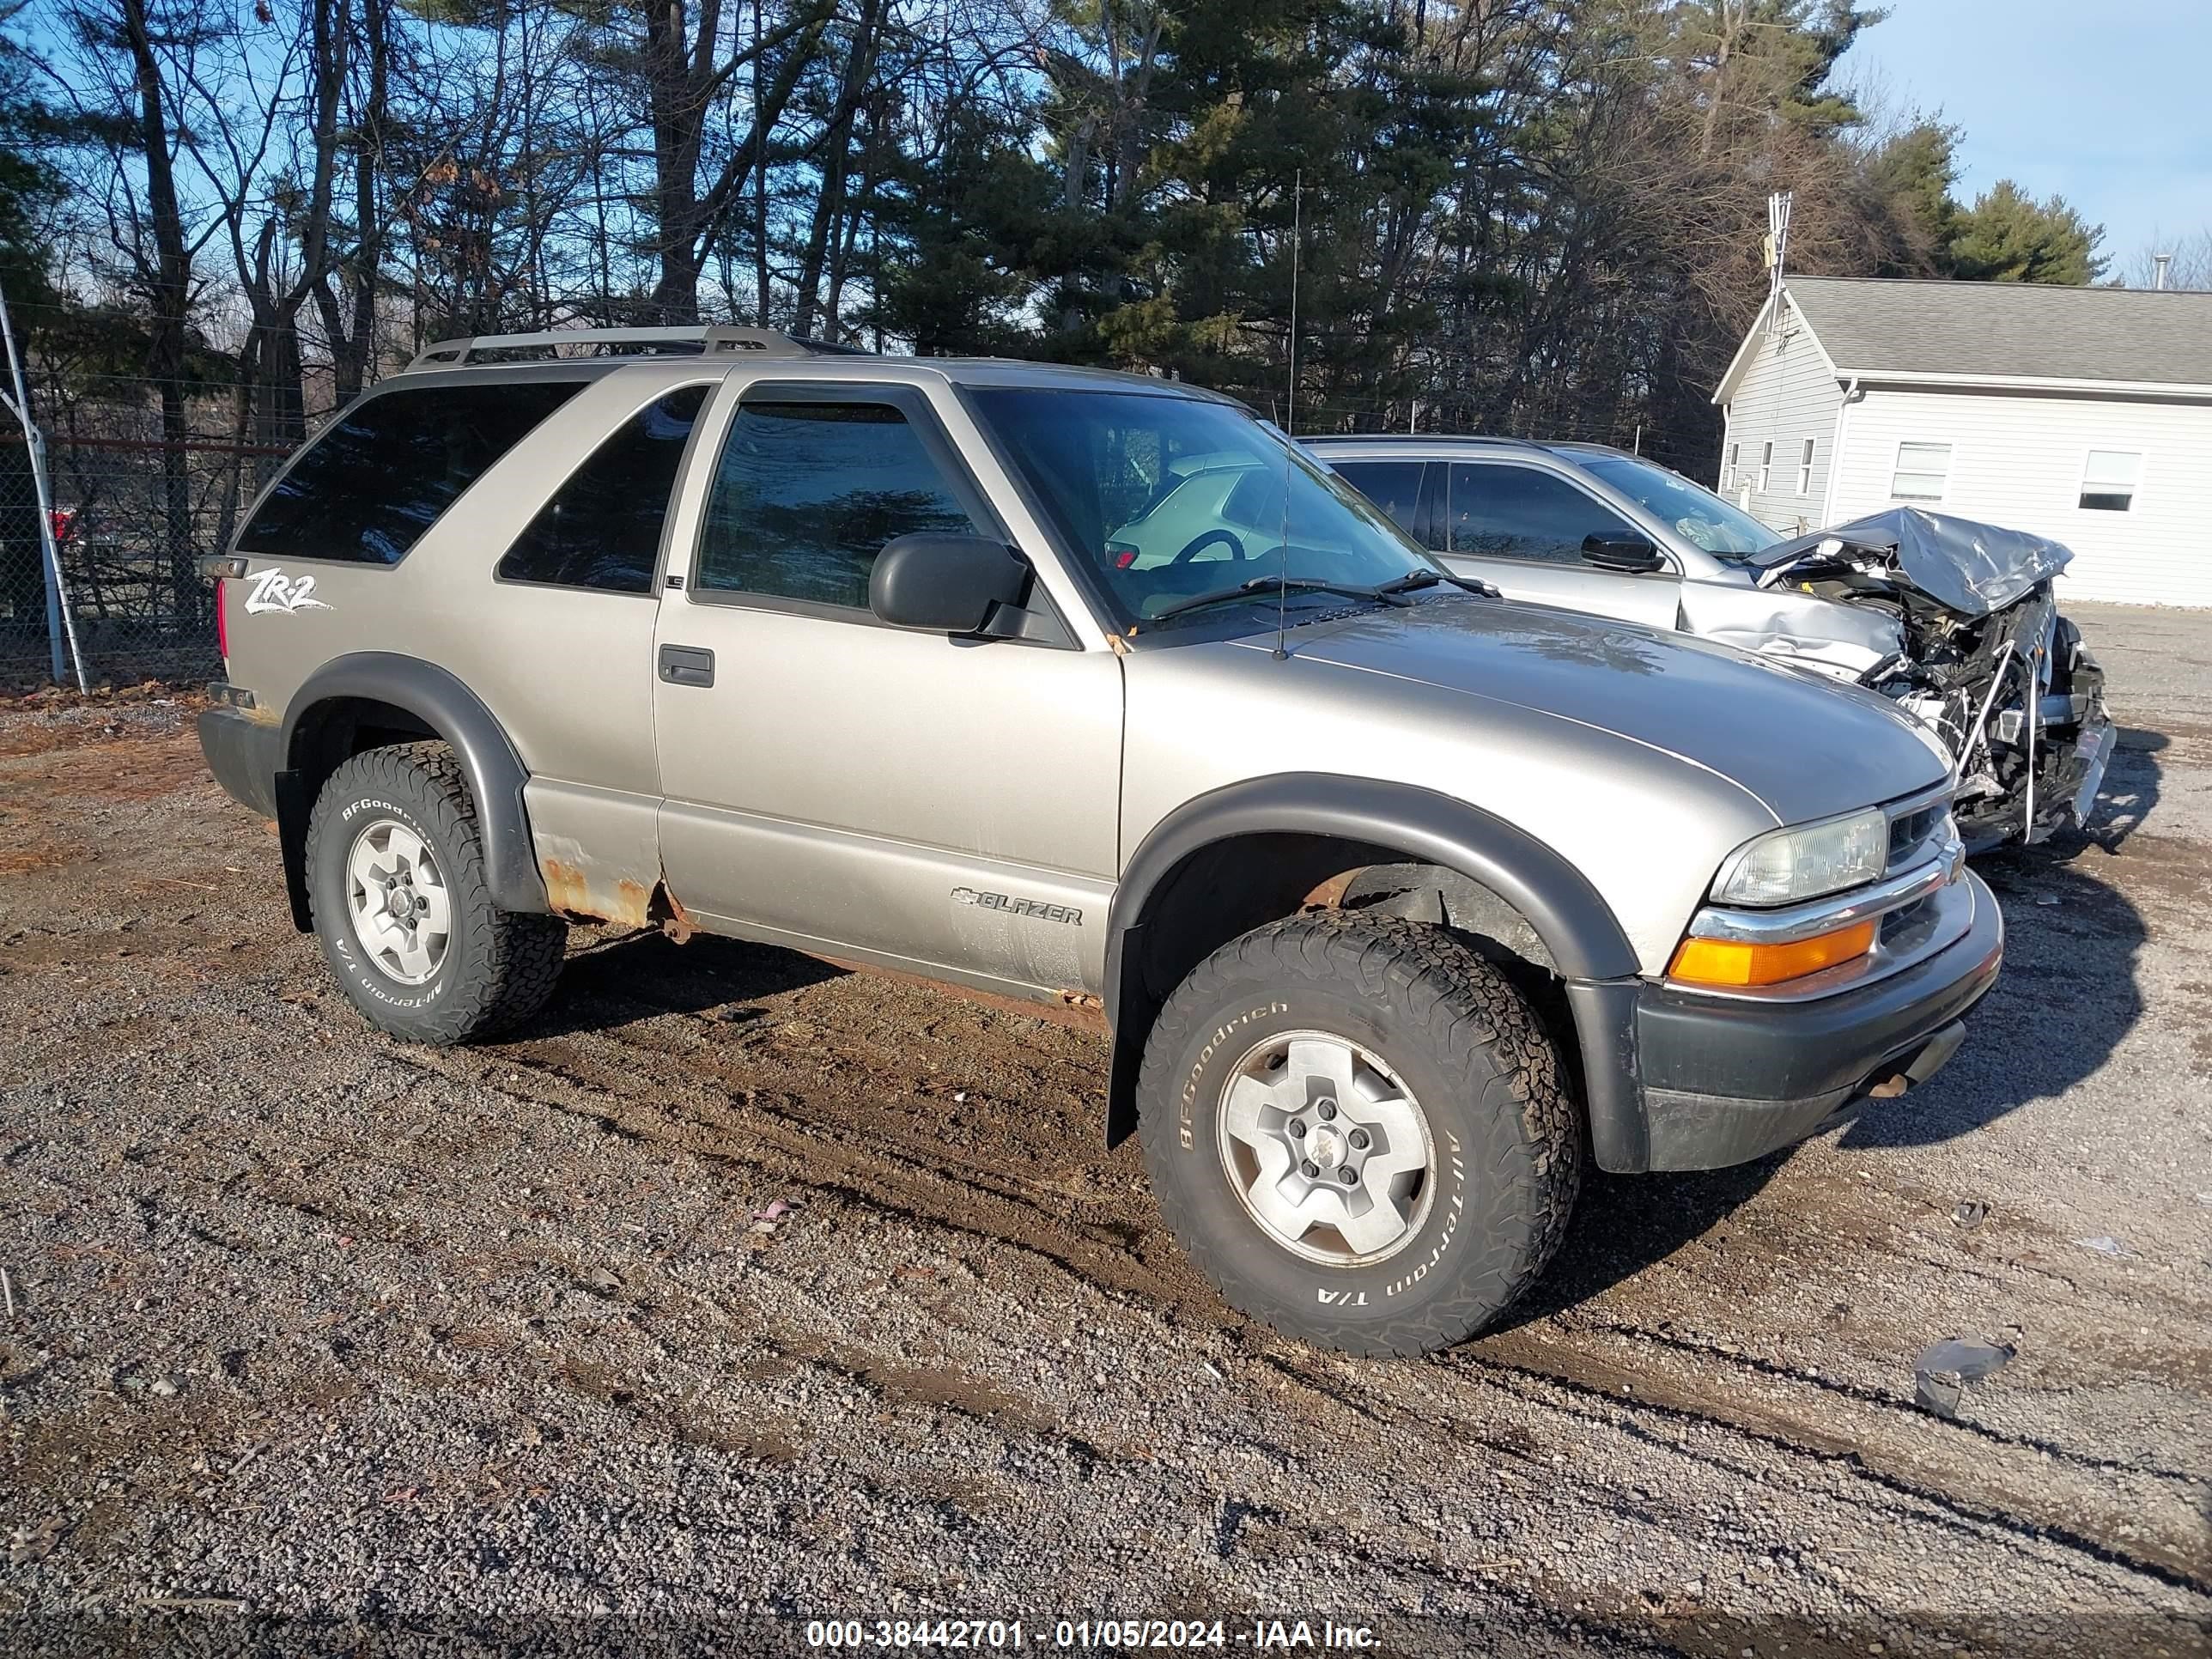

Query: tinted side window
left=240, top=380, right=584, bottom=565
left=496, top=386, right=708, bottom=592
left=1446, top=463, right=1629, bottom=563
left=696, top=401, right=977, bottom=610
left=1328, top=461, right=1425, bottom=542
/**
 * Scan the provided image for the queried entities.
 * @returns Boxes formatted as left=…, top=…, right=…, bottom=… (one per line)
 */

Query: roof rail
left=1301, top=432, right=1529, bottom=447
left=403, top=325, right=868, bottom=373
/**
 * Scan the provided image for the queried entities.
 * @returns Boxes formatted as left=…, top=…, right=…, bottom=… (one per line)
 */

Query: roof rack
left=1302, top=432, right=1534, bottom=447
left=403, top=325, right=869, bottom=373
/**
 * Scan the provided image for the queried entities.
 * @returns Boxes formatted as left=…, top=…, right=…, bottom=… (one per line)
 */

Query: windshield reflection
left=1577, top=453, right=1782, bottom=559
left=969, top=389, right=1432, bottom=629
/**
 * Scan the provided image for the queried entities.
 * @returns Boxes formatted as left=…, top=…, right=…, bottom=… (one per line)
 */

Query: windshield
left=1575, top=453, right=1782, bottom=559
left=968, top=388, right=1433, bottom=629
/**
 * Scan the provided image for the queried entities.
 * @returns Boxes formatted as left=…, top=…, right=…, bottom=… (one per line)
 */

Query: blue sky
left=1842, top=2, right=2212, bottom=277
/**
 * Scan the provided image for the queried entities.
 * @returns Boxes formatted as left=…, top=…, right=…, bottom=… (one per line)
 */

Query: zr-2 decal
left=951, top=887, right=1083, bottom=926
left=243, top=567, right=333, bottom=615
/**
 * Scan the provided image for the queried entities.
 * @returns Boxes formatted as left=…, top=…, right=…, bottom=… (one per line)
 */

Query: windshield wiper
left=1395, top=567, right=1501, bottom=599
left=1146, top=574, right=1414, bottom=624
left=1373, top=568, right=1441, bottom=595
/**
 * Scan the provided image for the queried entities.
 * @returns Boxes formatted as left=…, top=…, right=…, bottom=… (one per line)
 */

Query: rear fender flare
left=282, top=653, right=547, bottom=921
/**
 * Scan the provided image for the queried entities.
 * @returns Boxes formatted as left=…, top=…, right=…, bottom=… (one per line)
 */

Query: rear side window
left=239, top=380, right=584, bottom=565
left=1328, top=460, right=1425, bottom=541
left=497, top=386, right=709, bottom=592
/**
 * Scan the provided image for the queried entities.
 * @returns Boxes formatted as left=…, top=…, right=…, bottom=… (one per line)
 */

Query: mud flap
left=275, top=769, right=315, bottom=933
left=1103, top=921, right=1152, bottom=1149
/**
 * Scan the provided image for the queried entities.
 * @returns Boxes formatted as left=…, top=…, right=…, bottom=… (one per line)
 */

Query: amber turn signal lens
left=1668, top=920, right=1877, bottom=988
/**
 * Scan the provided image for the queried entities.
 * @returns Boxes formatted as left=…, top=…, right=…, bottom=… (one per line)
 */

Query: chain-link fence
left=1, top=295, right=322, bottom=691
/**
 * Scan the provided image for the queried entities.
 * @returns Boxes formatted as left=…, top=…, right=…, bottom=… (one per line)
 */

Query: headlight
left=1712, top=806, right=1887, bottom=907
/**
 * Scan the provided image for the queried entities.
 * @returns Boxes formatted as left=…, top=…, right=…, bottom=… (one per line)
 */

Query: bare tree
left=54, top=0, right=227, bottom=622
left=312, top=0, right=391, bottom=404
left=2121, top=228, right=2212, bottom=291
left=180, top=0, right=353, bottom=477
left=603, top=0, right=836, bottom=322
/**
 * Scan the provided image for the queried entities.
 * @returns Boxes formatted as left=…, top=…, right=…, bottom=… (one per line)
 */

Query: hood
left=1278, top=598, right=1951, bottom=825
left=1750, top=507, right=2072, bottom=617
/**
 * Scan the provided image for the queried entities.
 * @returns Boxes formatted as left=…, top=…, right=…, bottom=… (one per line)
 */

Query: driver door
left=1430, top=460, right=1681, bottom=629
left=649, top=378, right=1124, bottom=999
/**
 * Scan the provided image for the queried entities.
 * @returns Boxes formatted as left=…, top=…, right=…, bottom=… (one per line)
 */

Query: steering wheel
left=1167, top=527, right=1247, bottom=566
left=1674, top=516, right=1722, bottom=552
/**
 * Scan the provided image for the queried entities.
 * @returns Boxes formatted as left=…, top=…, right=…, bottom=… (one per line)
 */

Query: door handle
left=658, top=644, right=715, bottom=688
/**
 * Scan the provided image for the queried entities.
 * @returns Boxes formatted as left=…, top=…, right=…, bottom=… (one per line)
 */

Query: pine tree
left=1946, top=180, right=2107, bottom=285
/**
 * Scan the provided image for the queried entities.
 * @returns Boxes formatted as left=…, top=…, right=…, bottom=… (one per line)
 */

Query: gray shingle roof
left=1783, top=275, right=2212, bottom=387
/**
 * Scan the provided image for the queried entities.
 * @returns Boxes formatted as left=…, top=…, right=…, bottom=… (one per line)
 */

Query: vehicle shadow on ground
left=1510, top=737, right=2164, bottom=1319
left=1840, top=732, right=2158, bottom=1151
left=1496, top=1158, right=1790, bottom=1330
left=520, top=926, right=849, bottom=1038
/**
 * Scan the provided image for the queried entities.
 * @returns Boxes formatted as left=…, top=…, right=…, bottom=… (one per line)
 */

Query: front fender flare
left=1103, top=774, right=1647, bottom=1166
left=282, top=653, right=548, bottom=921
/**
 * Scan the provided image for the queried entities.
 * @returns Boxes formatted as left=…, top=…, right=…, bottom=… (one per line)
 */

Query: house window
left=1890, top=441, right=1951, bottom=503
left=2079, top=449, right=2142, bottom=512
left=1723, top=443, right=1739, bottom=490
left=1758, top=441, right=1772, bottom=492
left=1797, top=437, right=1816, bottom=495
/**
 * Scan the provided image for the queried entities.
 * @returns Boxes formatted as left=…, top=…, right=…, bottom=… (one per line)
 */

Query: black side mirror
left=870, top=533, right=1031, bottom=635
left=1581, top=532, right=1666, bottom=574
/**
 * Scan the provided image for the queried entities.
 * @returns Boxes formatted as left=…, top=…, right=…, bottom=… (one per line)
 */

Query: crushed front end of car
left=1739, top=508, right=2112, bottom=852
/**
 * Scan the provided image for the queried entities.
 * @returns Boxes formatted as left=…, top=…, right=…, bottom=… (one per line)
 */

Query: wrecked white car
left=1306, top=437, right=2112, bottom=852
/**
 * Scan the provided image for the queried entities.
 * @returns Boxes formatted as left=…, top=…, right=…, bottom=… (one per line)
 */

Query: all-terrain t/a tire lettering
left=1136, top=914, right=1581, bottom=1357
left=305, top=742, right=567, bottom=1044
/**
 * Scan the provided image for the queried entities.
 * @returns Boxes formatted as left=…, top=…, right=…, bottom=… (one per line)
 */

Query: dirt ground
left=2, top=609, right=2208, bottom=1658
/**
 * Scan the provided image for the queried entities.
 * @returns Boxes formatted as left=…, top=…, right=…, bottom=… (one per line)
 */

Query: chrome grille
left=1887, top=801, right=1948, bottom=869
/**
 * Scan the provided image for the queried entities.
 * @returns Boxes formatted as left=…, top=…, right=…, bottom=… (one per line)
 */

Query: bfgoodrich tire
left=305, top=742, right=567, bottom=1044
left=1137, top=914, right=1580, bottom=1357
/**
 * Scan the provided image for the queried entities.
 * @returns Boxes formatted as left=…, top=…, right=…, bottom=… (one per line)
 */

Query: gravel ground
left=2, top=609, right=2208, bottom=1658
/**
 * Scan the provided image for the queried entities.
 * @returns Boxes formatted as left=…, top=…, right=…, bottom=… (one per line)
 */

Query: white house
left=1712, top=276, right=2212, bottom=606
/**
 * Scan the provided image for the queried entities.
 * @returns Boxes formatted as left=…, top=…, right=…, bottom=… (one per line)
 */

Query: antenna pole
left=1766, top=189, right=1793, bottom=301
left=1276, top=169, right=1301, bottom=660
left=1286, top=171, right=1301, bottom=437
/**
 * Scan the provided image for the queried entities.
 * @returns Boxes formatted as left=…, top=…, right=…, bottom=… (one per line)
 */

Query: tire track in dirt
left=1455, top=1328, right=2211, bottom=1595
left=1139, top=1323, right=2200, bottom=1634
left=283, top=975, right=2212, bottom=1607
left=574, top=1024, right=2205, bottom=1595
left=1582, top=1317, right=2201, bottom=1484
left=385, top=1030, right=1219, bottom=1322
left=1445, top=1374, right=2202, bottom=1646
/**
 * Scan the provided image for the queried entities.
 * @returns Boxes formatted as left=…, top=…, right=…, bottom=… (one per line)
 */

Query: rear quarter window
left=496, top=385, right=708, bottom=592
left=238, top=380, right=585, bottom=565
left=1328, top=459, right=1425, bottom=540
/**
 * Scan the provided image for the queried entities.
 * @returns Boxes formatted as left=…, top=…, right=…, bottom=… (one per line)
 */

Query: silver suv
left=1304, top=434, right=2111, bottom=853
left=199, top=327, right=2001, bottom=1356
